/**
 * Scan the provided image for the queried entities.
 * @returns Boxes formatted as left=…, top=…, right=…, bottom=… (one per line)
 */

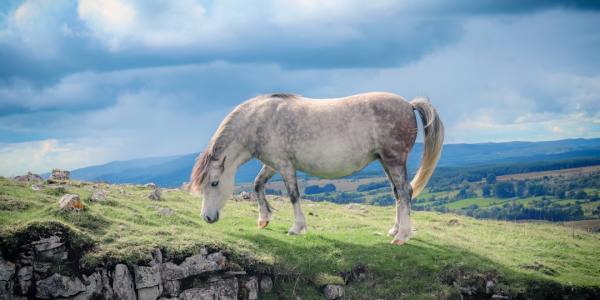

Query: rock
left=151, top=248, right=163, bottom=266
left=145, top=182, right=157, bottom=189
left=259, top=276, right=273, bottom=293
left=31, top=184, right=43, bottom=191
left=134, top=265, right=162, bottom=289
left=161, top=262, right=187, bottom=281
left=73, top=270, right=113, bottom=300
left=138, top=286, right=161, bottom=300
left=323, top=284, right=344, bottom=300
left=49, top=169, right=70, bottom=181
left=181, top=252, right=226, bottom=277
left=486, top=280, right=496, bottom=294
left=134, top=264, right=162, bottom=300
left=113, top=264, right=136, bottom=300
left=59, top=194, right=84, bottom=211
left=162, top=279, right=181, bottom=298
left=36, top=273, right=86, bottom=298
left=240, top=191, right=252, bottom=200
left=212, top=277, right=239, bottom=300
left=178, top=277, right=238, bottom=300
left=0, top=258, right=15, bottom=300
left=241, top=276, right=259, bottom=300
left=32, top=235, right=68, bottom=262
left=17, top=266, right=33, bottom=295
left=90, top=189, right=108, bottom=202
left=0, top=257, right=15, bottom=281
left=149, top=188, right=162, bottom=201
left=178, top=287, right=215, bottom=300
left=158, top=207, right=174, bottom=216
left=13, top=172, right=43, bottom=182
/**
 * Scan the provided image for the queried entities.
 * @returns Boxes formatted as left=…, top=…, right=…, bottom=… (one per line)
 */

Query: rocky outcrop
left=90, top=189, right=108, bottom=202
left=13, top=172, right=43, bottom=183
left=48, top=169, right=70, bottom=182
left=113, top=264, right=136, bottom=300
left=149, top=188, right=161, bottom=201
left=59, top=194, right=84, bottom=211
left=1, top=230, right=280, bottom=300
left=0, top=257, right=16, bottom=300
left=323, top=284, right=344, bottom=299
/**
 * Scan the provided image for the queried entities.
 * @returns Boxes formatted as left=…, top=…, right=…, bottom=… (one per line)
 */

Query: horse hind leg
left=278, top=162, right=307, bottom=235
left=254, top=164, right=276, bottom=228
left=381, top=159, right=412, bottom=245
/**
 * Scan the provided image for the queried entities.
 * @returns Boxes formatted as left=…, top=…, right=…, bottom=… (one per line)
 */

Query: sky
left=1, top=0, right=599, bottom=176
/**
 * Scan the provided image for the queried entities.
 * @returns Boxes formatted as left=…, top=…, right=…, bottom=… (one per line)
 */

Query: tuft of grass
left=0, top=177, right=599, bottom=298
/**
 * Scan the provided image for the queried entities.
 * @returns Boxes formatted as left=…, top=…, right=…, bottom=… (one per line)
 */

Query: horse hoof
left=258, top=220, right=269, bottom=229
left=390, top=239, right=406, bottom=245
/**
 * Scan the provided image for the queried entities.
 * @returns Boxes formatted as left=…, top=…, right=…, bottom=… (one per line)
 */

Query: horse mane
left=266, top=93, right=298, bottom=99
left=190, top=107, right=242, bottom=194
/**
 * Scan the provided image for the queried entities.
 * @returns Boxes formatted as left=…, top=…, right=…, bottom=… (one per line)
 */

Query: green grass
left=1, top=177, right=600, bottom=299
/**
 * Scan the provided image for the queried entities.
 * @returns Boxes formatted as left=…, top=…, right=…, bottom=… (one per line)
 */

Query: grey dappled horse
left=191, top=92, right=444, bottom=244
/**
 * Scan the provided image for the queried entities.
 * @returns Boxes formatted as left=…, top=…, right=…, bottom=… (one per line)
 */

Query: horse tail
left=409, top=97, right=444, bottom=198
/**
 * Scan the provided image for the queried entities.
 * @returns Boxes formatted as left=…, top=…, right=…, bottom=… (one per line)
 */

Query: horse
left=190, top=92, right=444, bottom=245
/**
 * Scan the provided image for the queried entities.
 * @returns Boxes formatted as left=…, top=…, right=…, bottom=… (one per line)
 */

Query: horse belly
left=293, top=138, right=375, bottom=179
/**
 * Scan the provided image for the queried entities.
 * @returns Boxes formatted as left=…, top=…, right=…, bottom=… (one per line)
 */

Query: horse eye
left=211, top=181, right=219, bottom=187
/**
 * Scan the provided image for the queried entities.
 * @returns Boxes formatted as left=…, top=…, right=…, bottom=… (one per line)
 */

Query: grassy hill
left=1, top=177, right=600, bottom=299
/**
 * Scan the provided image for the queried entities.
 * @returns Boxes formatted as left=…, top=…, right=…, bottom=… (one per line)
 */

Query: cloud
left=0, top=2, right=599, bottom=175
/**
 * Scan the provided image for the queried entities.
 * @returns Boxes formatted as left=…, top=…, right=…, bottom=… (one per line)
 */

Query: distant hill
left=68, top=138, right=600, bottom=187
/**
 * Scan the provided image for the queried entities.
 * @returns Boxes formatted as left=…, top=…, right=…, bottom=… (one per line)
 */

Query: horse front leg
left=254, top=164, right=276, bottom=228
left=381, top=160, right=412, bottom=245
left=279, top=162, right=307, bottom=235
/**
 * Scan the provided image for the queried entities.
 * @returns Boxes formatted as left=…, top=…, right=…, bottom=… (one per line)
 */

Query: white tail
left=410, top=97, right=444, bottom=198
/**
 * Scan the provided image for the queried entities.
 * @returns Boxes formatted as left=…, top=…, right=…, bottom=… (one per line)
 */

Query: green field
left=1, top=177, right=600, bottom=299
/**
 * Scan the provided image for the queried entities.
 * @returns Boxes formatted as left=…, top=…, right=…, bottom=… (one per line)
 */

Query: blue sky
left=1, top=0, right=599, bottom=175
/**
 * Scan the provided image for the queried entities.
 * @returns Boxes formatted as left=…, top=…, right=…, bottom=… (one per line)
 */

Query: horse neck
left=221, top=140, right=251, bottom=179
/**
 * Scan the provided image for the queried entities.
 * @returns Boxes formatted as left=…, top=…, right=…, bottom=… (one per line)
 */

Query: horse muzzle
left=203, top=211, right=220, bottom=224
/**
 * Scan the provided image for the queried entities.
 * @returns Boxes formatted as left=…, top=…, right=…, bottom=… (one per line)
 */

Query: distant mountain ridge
left=68, top=138, right=600, bottom=187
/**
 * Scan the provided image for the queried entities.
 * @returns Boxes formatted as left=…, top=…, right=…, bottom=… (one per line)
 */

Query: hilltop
left=1, top=177, right=599, bottom=299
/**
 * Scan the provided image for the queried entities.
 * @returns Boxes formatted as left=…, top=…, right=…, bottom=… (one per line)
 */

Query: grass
left=1, top=177, right=600, bottom=299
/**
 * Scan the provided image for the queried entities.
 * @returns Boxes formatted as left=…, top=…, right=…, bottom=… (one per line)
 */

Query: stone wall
left=0, top=233, right=273, bottom=300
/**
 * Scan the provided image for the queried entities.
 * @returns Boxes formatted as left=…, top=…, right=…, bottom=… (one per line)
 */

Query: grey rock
left=49, top=169, right=70, bottom=181
left=151, top=248, right=163, bottom=266
left=212, top=277, right=239, bottom=300
left=178, top=277, right=238, bottom=300
left=32, top=235, right=68, bottom=262
left=0, top=258, right=15, bottom=300
left=72, top=269, right=113, bottom=300
left=113, top=264, right=136, bottom=300
left=0, top=257, right=15, bottom=281
left=138, top=286, right=161, bottom=300
left=260, top=276, right=273, bottom=293
left=149, top=188, right=162, bottom=200
left=158, top=207, right=174, bottom=216
left=134, top=265, right=162, bottom=289
left=181, top=252, right=225, bottom=277
left=160, top=262, right=186, bottom=281
left=162, top=280, right=181, bottom=298
left=33, top=261, right=53, bottom=279
left=59, top=194, right=84, bottom=211
left=178, top=287, right=215, bottom=300
left=14, top=172, right=43, bottom=182
left=90, top=189, right=108, bottom=202
left=242, top=276, right=258, bottom=300
left=17, top=266, right=33, bottom=295
left=36, top=273, right=86, bottom=299
left=323, top=284, right=344, bottom=300
left=31, top=184, right=43, bottom=191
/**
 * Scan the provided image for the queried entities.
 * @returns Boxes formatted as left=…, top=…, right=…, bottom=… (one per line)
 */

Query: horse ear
left=220, top=156, right=227, bottom=171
